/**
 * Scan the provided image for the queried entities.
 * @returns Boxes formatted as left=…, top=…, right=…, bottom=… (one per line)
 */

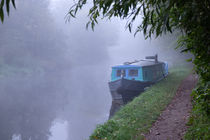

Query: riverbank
left=90, top=65, right=192, bottom=140
left=145, top=74, right=197, bottom=139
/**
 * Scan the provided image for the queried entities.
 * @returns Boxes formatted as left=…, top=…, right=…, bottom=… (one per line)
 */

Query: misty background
left=0, top=0, right=190, bottom=140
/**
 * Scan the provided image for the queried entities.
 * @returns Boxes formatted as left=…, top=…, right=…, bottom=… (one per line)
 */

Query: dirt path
left=145, top=74, right=198, bottom=140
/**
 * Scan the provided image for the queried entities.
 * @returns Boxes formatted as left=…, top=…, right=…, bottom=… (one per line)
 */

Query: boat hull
left=108, top=78, right=153, bottom=104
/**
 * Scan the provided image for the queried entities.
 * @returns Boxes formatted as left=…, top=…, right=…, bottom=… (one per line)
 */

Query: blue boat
left=109, top=55, right=168, bottom=104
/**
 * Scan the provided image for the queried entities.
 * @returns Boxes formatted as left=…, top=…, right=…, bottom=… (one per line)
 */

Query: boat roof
left=112, top=60, right=164, bottom=69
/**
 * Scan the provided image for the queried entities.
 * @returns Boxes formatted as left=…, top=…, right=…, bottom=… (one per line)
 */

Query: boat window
left=145, top=71, right=148, bottom=79
left=116, top=69, right=126, bottom=77
left=129, top=69, right=138, bottom=77
left=116, top=70, right=121, bottom=77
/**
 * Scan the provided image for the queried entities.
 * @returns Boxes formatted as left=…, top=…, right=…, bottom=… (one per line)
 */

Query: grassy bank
left=90, top=66, right=192, bottom=140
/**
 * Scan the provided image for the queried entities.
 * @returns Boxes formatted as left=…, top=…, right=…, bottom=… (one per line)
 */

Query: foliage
left=184, top=101, right=210, bottom=139
left=184, top=79, right=210, bottom=139
left=0, top=0, right=16, bottom=22
left=90, top=66, right=191, bottom=140
left=191, top=81, right=210, bottom=115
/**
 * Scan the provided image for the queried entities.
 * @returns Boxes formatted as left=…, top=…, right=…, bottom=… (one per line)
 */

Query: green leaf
left=86, top=21, right=90, bottom=29
left=181, top=47, right=193, bottom=52
left=91, top=21, right=95, bottom=31
left=0, top=8, right=4, bottom=22
left=156, top=23, right=162, bottom=37
left=6, top=0, right=10, bottom=15
left=11, top=0, right=15, bottom=8
left=69, top=9, right=76, bottom=18
left=186, top=58, right=192, bottom=62
left=0, top=0, right=5, bottom=8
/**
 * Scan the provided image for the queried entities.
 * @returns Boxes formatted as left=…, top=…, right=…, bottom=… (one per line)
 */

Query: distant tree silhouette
left=0, top=0, right=69, bottom=139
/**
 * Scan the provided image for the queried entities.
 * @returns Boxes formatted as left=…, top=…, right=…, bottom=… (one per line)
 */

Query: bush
left=184, top=102, right=210, bottom=139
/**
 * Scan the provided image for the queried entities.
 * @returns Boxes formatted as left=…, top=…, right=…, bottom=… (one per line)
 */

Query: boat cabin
left=111, top=60, right=168, bottom=82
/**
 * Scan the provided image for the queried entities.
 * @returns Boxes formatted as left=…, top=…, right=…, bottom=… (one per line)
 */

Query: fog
left=0, top=0, right=190, bottom=140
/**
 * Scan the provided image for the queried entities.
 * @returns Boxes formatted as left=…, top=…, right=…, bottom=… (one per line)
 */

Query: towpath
left=145, top=74, right=198, bottom=140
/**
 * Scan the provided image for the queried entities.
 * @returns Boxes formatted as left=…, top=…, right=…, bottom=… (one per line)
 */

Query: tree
left=0, top=0, right=16, bottom=22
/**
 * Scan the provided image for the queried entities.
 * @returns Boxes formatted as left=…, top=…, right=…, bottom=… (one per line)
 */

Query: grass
left=90, top=65, right=192, bottom=140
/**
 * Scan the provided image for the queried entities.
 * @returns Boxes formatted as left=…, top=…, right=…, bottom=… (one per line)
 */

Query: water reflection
left=49, top=120, right=68, bottom=140
left=12, top=135, right=21, bottom=140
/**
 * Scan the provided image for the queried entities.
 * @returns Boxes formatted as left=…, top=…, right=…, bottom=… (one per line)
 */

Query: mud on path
left=145, top=74, right=198, bottom=140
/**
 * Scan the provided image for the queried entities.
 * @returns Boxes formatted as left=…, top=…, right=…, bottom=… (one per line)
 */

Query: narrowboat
left=109, top=54, right=168, bottom=104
